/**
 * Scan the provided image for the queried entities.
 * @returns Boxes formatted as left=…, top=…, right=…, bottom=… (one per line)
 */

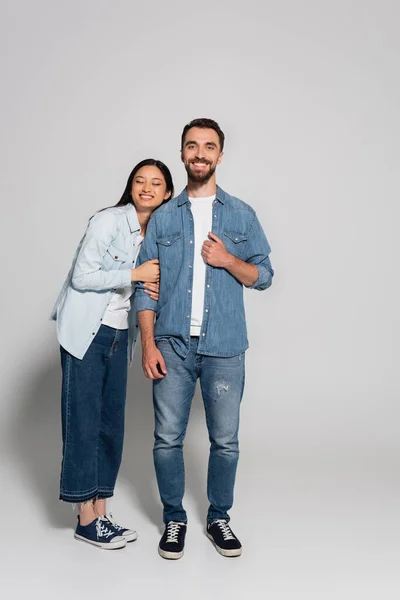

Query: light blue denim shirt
left=135, top=186, right=274, bottom=358
left=51, top=204, right=141, bottom=360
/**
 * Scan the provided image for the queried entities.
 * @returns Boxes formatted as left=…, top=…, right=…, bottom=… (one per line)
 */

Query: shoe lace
left=96, top=517, right=115, bottom=539
left=214, top=519, right=235, bottom=541
left=166, top=521, right=184, bottom=544
left=105, top=513, right=123, bottom=532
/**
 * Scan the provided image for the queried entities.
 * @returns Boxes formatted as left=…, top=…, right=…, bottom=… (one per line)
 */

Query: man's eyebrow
left=185, top=140, right=217, bottom=147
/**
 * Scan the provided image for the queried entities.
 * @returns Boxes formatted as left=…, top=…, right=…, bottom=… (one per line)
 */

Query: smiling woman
left=116, top=159, right=174, bottom=218
left=50, top=158, right=174, bottom=550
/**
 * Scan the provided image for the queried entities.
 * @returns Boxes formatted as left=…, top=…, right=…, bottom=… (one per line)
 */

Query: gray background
left=1, top=1, right=399, bottom=598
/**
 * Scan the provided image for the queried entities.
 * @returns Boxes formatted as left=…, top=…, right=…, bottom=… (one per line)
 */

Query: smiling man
left=136, top=118, right=274, bottom=559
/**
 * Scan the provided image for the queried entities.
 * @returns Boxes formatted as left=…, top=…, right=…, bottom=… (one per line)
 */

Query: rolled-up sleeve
left=71, top=211, right=132, bottom=292
left=135, top=214, right=158, bottom=312
left=244, top=212, right=274, bottom=291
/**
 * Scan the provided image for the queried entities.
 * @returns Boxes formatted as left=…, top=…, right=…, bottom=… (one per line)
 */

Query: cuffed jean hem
left=207, top=513, right=230, bottom=525
left=163, top=512, right=188, bottom=525
left=59, top=487, right=114, bottom=504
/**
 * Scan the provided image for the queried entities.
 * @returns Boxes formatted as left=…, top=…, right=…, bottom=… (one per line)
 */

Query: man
left=135, top=118, right=274, bottom=559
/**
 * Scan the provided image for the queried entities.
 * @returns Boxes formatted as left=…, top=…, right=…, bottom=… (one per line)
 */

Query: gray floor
left=2, top=360, right=399, bottom=600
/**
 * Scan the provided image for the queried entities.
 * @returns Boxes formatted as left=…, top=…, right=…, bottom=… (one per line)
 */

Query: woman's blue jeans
left=59, top=325, right=128, bottom=503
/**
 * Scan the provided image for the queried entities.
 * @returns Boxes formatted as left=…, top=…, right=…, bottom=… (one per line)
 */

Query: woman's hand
left=131, top=259, right=159, bottom=283
left=144, top=282, right=159, bottom=301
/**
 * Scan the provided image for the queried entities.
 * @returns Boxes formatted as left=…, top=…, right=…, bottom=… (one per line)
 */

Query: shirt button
left=205, top=309, right=209, bottom=313
left=207, top=284, right=210, bottom=288
left=186, top=338, right=189, bottom=342
left=235, top=238, right=238, bottom=241
left=167, top=241, right=171, bottom=245
left=189, top=264, right=192, bottom=268
left=214, top=215, right=217, bottom=218
left=187, top=315, right=190, bottom=318
left=202, top=333, right=206, bottom=337
left=188, top=289, right=191, bottom=293
left=190, top=240, right=193, bottom=244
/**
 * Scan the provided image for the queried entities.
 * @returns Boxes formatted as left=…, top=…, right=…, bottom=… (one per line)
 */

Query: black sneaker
left=158, top=521, right=187, bottom=560
left=206, top=519, right=242, bottom=557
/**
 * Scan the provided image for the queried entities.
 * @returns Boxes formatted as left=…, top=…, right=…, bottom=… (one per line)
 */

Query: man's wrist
left=223, top=253, right=236, bottom=270
left=142, top=337, right=156, bottom=348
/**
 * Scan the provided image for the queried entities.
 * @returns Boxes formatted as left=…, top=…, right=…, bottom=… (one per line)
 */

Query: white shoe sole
left=74, top=533, right=127, bottom=550
left=206, top=532, right=242, bottom=557
left=158, top=547, right=184, bottom=560
left=124, top=531, right=138, bottom=543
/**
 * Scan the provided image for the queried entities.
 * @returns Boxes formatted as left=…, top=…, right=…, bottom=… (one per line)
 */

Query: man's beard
left=185, top=160, right=216, bottom=184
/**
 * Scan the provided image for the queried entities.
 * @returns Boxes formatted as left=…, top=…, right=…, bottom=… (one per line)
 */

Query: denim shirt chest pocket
left=156, top=231, right=182, bottom=267
left=222, top=231, right=248, bottom=258
left=103, top=243, right=130, bottom=270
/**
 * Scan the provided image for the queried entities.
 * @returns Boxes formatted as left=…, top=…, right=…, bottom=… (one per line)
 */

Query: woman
left=51, top=159, right=174, bottom=549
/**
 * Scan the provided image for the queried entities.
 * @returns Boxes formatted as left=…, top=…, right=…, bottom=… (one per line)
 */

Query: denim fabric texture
left=153, top=338, right=245, bottom=524
left=60, top=325, right=128, bottom=503
left=135, top=186, right=274, bottom=358
left=51, top=204, right=141, bottom=360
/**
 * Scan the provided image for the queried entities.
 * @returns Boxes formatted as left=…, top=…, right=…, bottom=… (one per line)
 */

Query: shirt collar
left=177, top=185, right=226, bottom=206
left=125, top=203, right=141, bottom=233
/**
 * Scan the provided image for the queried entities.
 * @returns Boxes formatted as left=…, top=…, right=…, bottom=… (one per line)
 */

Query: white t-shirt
left=102, top=234, right=143, bottom=330
left=189, top=195, right=215, bottom=336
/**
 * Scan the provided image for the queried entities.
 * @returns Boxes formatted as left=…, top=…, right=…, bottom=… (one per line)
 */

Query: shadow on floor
left=6, top=350, right=209, bottom=529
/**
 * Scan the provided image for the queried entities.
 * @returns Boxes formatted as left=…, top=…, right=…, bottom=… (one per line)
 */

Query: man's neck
left=186, top=177, right=217, bottom=199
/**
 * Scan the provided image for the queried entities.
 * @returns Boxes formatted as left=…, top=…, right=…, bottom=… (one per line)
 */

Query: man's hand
left=201, top=232, right=234, bottom=268
left=201, top=232, right=259, bottom=286
left=142, top=341, right=167, bottom=379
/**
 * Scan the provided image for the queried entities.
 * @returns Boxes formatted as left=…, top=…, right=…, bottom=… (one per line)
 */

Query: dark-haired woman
left=51, top=159, right=174, bottom=549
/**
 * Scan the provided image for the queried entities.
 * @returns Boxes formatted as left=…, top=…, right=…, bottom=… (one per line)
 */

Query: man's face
left=181, top=127, right=223, bottom=183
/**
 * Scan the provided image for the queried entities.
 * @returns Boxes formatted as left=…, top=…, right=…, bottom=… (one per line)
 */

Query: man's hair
left=181, top=118, right=225, bottom=152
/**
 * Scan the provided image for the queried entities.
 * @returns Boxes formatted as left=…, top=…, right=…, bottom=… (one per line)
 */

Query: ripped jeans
left=153, top=337, right=245, bottom=524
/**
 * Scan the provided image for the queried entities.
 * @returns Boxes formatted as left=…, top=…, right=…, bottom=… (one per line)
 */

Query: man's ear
left=217, top=151, right=224, bottom=165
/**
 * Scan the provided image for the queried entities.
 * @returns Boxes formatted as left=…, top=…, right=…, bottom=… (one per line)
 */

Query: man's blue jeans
left=59, top=325, right=128, bottom=503
left=153, top=337, right=245, bottom=524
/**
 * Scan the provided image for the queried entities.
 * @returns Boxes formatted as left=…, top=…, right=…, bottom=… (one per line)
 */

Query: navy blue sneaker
left=206, top=520, right=242, bottom=557
left=74, top=516, right=127, bottom=550
left=104, top=513, right=138, bottom=543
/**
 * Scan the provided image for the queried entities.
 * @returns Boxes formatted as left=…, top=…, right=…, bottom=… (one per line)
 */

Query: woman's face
left=131, top=165, right=171, bottom=212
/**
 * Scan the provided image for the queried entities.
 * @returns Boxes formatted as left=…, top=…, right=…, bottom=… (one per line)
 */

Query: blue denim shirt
left=50, top=204, right=141, bottom=360
left=135, top=186, right=274, bottom=358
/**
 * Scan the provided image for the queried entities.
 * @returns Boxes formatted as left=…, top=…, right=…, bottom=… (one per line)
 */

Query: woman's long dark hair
left=115, top=158, right=174, bottom=207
